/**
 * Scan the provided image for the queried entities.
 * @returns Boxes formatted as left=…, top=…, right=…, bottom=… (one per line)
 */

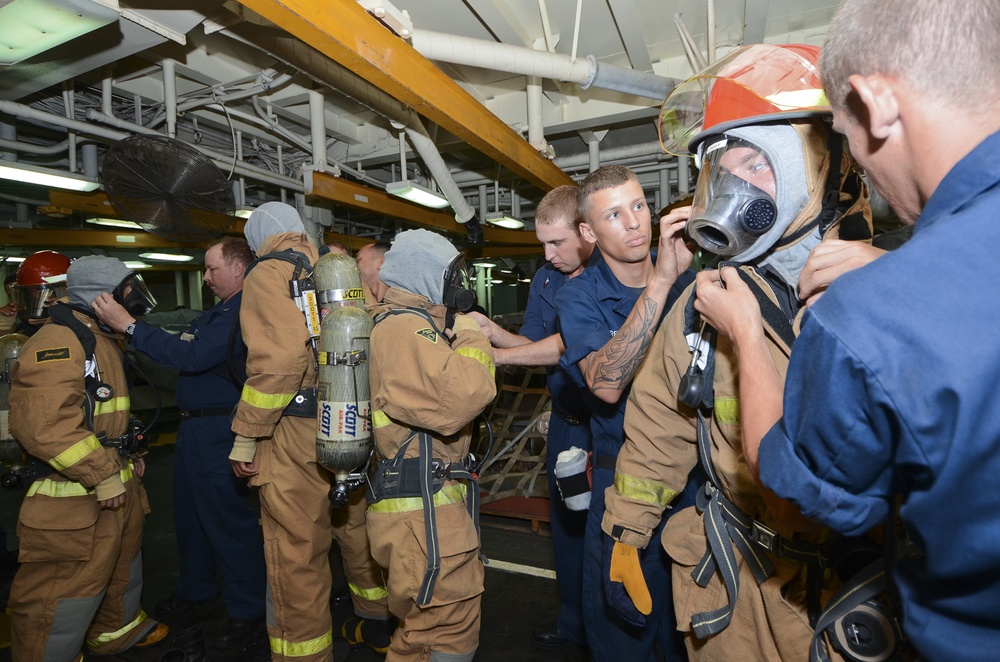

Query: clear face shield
left=442, top=255, right=476, bottom=313
left=113, top=273, right=157, bottom=318
left=17, top=282, right=67, bottom=320
left=687, top=136, right=779, bottom=257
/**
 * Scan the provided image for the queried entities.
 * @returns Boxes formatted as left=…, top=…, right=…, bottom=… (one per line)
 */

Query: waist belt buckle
left=752, top=521, right=779, bottom=553
left=179, top=410, right=192, bottom=420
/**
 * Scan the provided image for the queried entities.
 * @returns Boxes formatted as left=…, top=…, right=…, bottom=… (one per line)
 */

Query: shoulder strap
left=245, top=248, right=314, bottom=279
left=726, top=265, right=797, bottom=351
left=374, top=307, right=447, bottom=340
left=47, top=303, right=96, bottom=360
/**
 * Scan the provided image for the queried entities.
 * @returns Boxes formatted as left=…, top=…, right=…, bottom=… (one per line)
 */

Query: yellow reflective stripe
left=455, top=346, right=495, bottom=378
left=269, top=629, right=333, bottom=657
left=714, top=397, right=740, bottom=426
left=614, top=471, right=678, bottom=508
left=91, top=396, right=130, bottom=417
left=240, top=384, right=295, bottom=410
left=27, top=465, right=135, bottom=498
left=49, top=434, right=103, bottom=471
left=86, top=609, right=148, bottom=647
left=348, top=582, right=388, bottom=601
left=371, top=410, right=392, bottom=429
left=368, top=483, right=467, bottom=513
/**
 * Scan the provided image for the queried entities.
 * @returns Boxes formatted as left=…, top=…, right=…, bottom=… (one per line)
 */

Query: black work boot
left=211, top=617, right=265, bottom=651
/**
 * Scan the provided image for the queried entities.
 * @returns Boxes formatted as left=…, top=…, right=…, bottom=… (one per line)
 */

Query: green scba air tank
left=312, top=253, right=374, bottom=507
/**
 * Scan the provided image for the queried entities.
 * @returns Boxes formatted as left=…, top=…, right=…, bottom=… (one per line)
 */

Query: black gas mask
left=442, top=254, right=476, bottom=313
left=112, top=273, right=157, bottom=318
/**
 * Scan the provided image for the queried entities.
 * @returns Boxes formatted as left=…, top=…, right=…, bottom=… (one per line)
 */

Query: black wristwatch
left=124, top=322, right=136, bottom=338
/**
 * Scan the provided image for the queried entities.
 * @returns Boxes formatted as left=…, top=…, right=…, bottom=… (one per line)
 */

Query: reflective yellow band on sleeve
left=91, top=396, right=131, bottom=417
left=455, top=346, right=495, bottom=378
left=270, top=629, right=333, bottom=657
left=371, top=410, right=392, bottom=429
left=49, top=434, right=103, bottom=471
left=27, top=465, right=135, bottom=498
left=348, top=582, right=388, bottom=601
left=368, top=483, right=467, bottom=513
left=86, top=609, right=148, bottom=647
left=614, top=471, right=679, bottom=508
left=240, top=384, right=295, bottom=410
left=714, top=397, right=740, bottom=426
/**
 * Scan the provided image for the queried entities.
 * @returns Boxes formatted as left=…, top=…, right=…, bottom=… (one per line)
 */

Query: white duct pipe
left=677, top=156, right=691, bottom=196
left=707, top=0, right=717, bottom=64
left=81, top=144, right=98, bottom=180
left=163, top=60, right=177, bottom=139
left=0, top=120, right=16, bottom=161
left=0, top=138, right=71, bottom=156
left=478, top=184, right=488, bottom=218
left=675, top=15, right=707, bottom=72
left=410, top=29, right=676, bottom=101
left=309, top=90, right=327, bottom=169
left=101, top=69, right=113, bottom=116
left=395, top=120, right=476, bottom=224
left=527, top=76, right=546, bottom=152
left=0, top=99, right=129, bottom=142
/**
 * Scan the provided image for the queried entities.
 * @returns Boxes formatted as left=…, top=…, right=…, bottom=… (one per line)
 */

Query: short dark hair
left=366, top=240, right=391, bottom=257
left=211, top=237, right=254, bottom=269
left=535, top=185, right=581, bottom=232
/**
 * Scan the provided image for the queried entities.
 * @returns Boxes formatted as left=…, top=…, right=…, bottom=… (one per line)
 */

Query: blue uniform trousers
left=173, top=416, right=267, bottom=620
left=583, top=462, right=699, bottom=662
left=545, top=414, right=591, bottom=645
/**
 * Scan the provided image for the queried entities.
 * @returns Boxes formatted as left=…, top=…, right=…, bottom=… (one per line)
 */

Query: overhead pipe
left=393, top=120, right=476, bottom=224
left=62, top=84, right=77, bottom=173
left=308, top=90, right=327, bottom=170
left=707, top=0, right=717, bottom=64
left=410, top=29, right=678, bottom=101
left=674, top=15, right=707, bottom=72
left=163, top=60, right=177, bottom=139
left=0, top=121, right=17, bottom=161
left=0, top=99, right=129, bottom=143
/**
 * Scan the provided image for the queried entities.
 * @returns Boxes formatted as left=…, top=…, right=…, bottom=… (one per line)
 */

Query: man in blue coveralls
left=755, top=1, right=1000, bottom=660
left=93, top=237, right=267, bottom=653
left=557, top=164, right=696, bottom=661
left=469, top=185, right=594, bottom=650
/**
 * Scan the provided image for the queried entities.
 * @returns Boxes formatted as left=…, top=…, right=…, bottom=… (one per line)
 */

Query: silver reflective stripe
left=123, top=552, right=144, bottom=623
left=43, top=591, right=106, bottom=661
left=430, top=648, right=477, bottom=662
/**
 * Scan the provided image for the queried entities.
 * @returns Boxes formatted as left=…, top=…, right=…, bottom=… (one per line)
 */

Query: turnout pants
left=367, top=494, right=482, bottom=661
left=10, top=469, right=156, bottom=661
left=333, top=487, right=390, bottom=619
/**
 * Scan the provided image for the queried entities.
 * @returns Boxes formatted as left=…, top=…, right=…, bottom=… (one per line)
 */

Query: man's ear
left=849, top=73, right=900, bottom=141
left=579, top=222, right=598, bottom=245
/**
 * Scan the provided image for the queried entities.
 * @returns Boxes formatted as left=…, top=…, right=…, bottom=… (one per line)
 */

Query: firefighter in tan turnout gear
left=229, top=201, right=390, bottom=661
left=366, top=229, right=496, bottom=661
left=602, top=45, right=886, bottom=661
left=8, top=255, right=167, bottom=661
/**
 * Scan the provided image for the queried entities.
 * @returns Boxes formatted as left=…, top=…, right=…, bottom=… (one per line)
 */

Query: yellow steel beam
left=0, top=228, right=196, bottom=250
left=235, top=0, right=574, bottom=192
left=307, top=171, right=539, bottom=246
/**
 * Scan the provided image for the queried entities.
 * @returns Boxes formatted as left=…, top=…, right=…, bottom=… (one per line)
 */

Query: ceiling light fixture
left=475, top=260, right=497, bottom=269
left=0, top=162, right=100, bottom=192
left=485, top=212, right=525, bottom=230
left=138, top=252, right=195, bottom=263
left=87, top=217, right=143, bottom=229
left=385, top=180, right=450, bottom=209
left=0, top=0, right=120, bottom=66
left=124, top=261, right=152, bottom=270
left=234, top=207, right=255, bottom=219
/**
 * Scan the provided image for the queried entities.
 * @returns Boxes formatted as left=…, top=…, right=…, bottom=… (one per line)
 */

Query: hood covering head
left=67, top=256, right=132, bottom=308
left=244, top=201, right=304, bottom=253
left=380, top=229, right=459, bottom=305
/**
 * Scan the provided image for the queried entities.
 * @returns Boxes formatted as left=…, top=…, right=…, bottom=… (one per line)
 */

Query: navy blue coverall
left=129, top=292, right=266, bottom=620
left=520, top=261, right=592, bottom=646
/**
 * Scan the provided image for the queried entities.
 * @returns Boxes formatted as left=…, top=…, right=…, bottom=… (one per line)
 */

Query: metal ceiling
left=0, top=0, right=843, bottom=266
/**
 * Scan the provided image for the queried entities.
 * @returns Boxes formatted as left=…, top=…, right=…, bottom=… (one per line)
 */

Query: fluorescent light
left=491, top=279, right=504, bottom=284
left=2, top=257, right=25, bottom=264
left=139, top=252, right=195, bottom=263
left=485, top=212, right=525, bottom=230
left=234, top=207, right=254, bottom=219
left=518, top=278, right=531, bottom=283
left=0, top=162, right=99, bottom=192
left=124, top=261, right=152, bottom=270
left=87, top=217, right=143, bottom=229
left=385, top=180, right=450, bottom=209
left=0, top=0, right=120, bottom=66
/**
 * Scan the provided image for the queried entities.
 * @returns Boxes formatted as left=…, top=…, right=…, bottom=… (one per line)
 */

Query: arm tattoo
left=589, top=293, right=659, bottom=394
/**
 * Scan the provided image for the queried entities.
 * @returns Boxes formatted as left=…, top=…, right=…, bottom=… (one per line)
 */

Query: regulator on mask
left=687, top=136, right=778, bottom=257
